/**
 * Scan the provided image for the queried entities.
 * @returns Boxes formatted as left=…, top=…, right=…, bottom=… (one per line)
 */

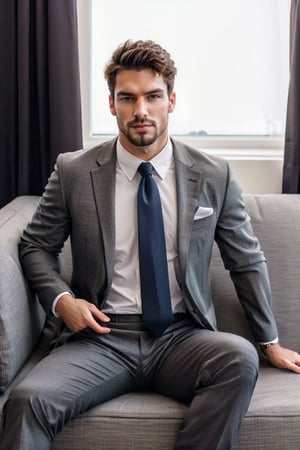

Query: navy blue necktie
left=137, top=162, right=173, bottom=336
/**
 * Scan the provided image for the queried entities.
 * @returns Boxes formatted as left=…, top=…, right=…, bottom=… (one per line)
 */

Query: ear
left=109, top=95, right=117, bottom=116
left=168, top=91, right=176, bottom=113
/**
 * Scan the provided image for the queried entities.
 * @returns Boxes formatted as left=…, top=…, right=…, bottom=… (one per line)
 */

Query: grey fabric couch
left=0, top=194, right=300, bottom=450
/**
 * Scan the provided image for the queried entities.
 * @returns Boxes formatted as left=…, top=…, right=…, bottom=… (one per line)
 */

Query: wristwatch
left=260, top=342, right=275, bottom=352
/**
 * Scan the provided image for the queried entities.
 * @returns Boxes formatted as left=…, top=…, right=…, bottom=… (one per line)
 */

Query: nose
left=133, top=98, right=148, bottom=120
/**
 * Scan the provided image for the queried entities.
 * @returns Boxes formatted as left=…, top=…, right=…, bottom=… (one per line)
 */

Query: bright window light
left=90, top=0, right=290, bottom=137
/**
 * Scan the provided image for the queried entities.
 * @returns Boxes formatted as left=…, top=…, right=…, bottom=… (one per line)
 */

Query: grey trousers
left=0, top=317, right=259, bottom=450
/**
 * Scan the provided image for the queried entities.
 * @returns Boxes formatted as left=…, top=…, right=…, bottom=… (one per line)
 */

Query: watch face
left=260, top=343, right=275, bottom=352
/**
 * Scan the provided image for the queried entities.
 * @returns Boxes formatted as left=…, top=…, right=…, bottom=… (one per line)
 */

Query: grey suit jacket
left=19, top=138, right=278, bottom=343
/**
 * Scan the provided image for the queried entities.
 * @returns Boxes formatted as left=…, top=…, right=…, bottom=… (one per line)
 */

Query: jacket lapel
left=90, top=139, right=117, bottom=288
left=173, top=140, right=203, bottom=277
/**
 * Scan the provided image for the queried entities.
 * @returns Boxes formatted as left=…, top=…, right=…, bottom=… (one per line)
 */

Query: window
left=88, top=0, right=290, bottom=140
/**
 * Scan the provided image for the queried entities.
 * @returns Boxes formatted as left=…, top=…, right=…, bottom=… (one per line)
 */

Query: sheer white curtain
left=91, top=0, right=290, bottom=137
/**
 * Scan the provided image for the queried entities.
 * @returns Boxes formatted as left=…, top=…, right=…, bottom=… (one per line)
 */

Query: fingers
left=58, top=297, right=111, bottom=334
left=86, top=304, right=111, bottom=334
left=87, top=319, right=111, bottom=334
left=285, top=358, right=300, bottom=374
left=288, top=352, right=300, bottom=374
left=90, top=304, right=111, bottom=323
left=290, top=364, right=300, bottom=374
left=266, top=344, right=300, bottom=374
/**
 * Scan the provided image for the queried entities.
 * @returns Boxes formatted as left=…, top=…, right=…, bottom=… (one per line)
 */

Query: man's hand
left=56, top=294, right=111, bottom=334
left=263, top=343, right=300, bottom=374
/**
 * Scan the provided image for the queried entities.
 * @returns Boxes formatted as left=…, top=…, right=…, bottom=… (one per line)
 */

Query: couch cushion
left=0, top=196, right=45, bottom=391
left=52, top=392, right=187, bottom=450
left=234, top=362, right=300, bottom=449
left=51, top=364, right=300, bottom=450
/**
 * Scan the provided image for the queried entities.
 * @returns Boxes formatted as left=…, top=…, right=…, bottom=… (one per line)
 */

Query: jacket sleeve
left=19, top=154, right=72, bottom=315
left=214, top=163, right=278, bottom=343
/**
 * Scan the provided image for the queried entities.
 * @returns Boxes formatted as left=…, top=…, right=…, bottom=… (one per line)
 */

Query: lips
left=131, top=124, right=152, bottom=132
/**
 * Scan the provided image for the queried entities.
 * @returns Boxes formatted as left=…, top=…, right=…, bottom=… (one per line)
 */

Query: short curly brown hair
left=104, top=40, right=177, bottom=98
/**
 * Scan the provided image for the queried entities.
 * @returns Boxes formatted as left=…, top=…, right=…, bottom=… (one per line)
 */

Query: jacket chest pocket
left=189, top=213, right=216, bottom=256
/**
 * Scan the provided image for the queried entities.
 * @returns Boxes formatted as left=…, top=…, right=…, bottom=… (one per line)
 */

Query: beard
left=118, top=117, right=168, bottom=148
left=126, top=129, right=157, bottom=147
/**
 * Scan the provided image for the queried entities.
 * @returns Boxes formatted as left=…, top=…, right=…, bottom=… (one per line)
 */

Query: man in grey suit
left=1, top=39, right=300, bottom=450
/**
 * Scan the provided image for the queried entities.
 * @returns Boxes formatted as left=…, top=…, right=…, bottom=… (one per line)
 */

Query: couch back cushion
left=0, top=196, right=45, bottom=392
left=212, top=194, right=300, bottom=352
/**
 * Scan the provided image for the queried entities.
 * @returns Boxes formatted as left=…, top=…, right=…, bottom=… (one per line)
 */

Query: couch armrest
left=0, top=196, right=45, bottom=392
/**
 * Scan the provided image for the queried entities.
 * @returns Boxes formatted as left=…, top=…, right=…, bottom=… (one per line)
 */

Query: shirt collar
left=116, top=138, right=173, bottom=181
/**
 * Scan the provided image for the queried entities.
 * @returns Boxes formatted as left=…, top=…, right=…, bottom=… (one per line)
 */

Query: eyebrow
left=116, top=88, right=165, bottom=97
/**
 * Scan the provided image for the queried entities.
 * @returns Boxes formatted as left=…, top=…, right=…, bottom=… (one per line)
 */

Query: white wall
left=77, top=0, right=284, bottom=195
left=227, top=159, right=283, bottom=194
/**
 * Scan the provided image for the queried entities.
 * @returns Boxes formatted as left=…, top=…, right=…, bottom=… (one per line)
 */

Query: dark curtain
left=282, top=0, right=300, bottom=193
left=0, top=0, right=82, bottom=207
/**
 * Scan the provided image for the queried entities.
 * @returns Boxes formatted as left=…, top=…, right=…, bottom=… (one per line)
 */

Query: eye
left=148, top=94, right=162, bottom=101
left=119, top=96, right=135, bottom=103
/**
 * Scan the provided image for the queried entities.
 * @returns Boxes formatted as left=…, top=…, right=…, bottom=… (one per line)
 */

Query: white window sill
left=83, top=135, right=284, bottom=161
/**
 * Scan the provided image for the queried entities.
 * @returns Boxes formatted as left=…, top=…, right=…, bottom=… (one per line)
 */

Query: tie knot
left=138, top=162, right=153, bottom=177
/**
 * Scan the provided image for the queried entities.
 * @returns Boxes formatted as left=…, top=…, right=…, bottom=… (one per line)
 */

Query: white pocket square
left=194, top=206, right=214, bottom=220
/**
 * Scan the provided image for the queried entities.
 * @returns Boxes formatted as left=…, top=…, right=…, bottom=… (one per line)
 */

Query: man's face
left=109, top=69, right=176, bottom=159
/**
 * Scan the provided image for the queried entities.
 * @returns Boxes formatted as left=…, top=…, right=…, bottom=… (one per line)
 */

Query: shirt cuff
left=52, top=291, right=73, bottom=317
left=259, top=337, right=279, bottom=346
